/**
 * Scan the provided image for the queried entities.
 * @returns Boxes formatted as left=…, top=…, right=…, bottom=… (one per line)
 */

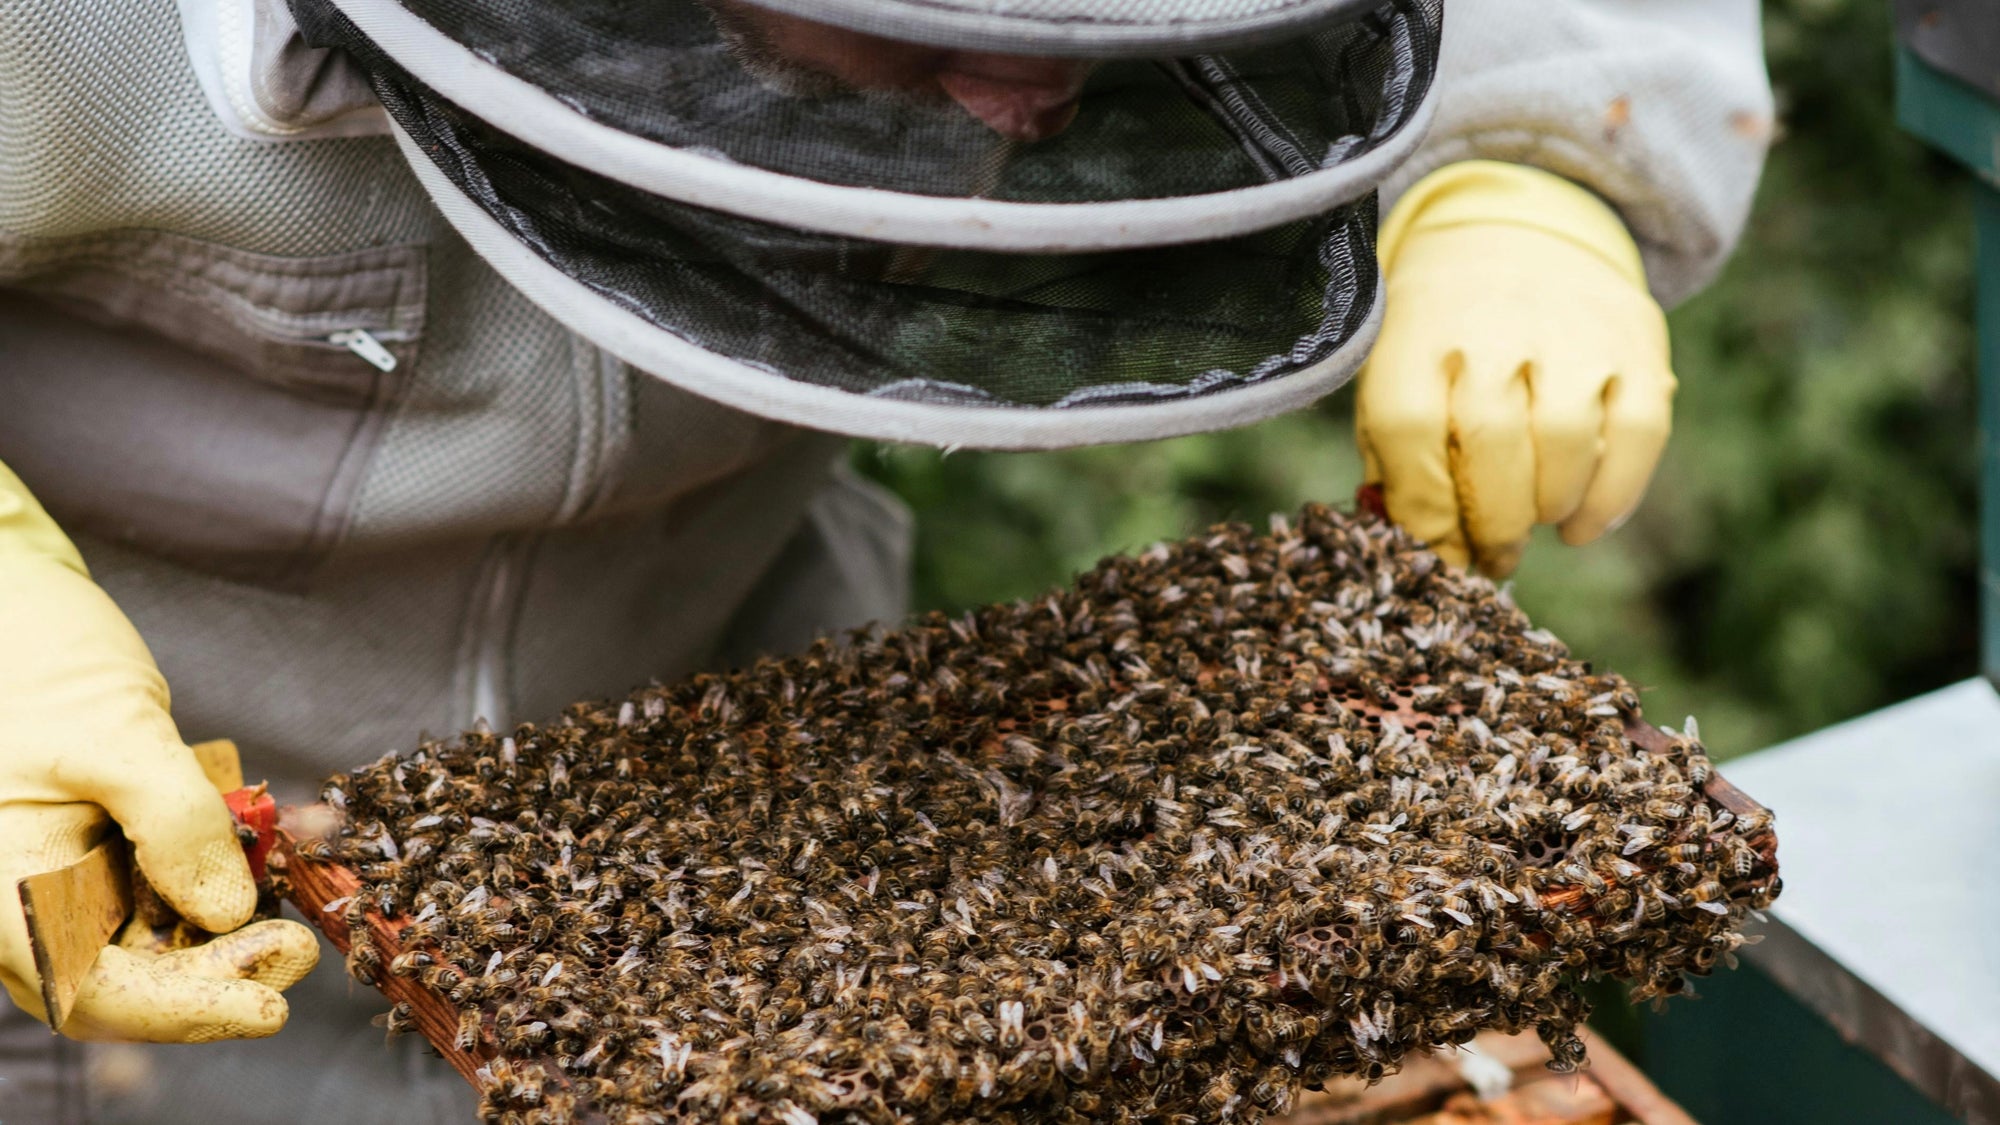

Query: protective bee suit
left=0, top=0, right=1771, bottom=1121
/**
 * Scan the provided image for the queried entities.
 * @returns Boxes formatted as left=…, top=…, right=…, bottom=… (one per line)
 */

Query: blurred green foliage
left=857, top=0, right=1980, bottom=758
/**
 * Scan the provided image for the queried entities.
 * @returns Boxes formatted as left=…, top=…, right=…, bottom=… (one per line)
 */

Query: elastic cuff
left=1380, top=160, right=1647, bottom=288
left=0, top=460, right=89, bottom=577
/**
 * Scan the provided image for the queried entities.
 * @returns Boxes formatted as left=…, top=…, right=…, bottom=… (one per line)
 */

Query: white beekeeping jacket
left=1388, top=0, right=1773, bottom=306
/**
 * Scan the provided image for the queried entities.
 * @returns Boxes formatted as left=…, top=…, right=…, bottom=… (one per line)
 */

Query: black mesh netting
left=290, top=1, right=1424, bottom=409
left=296, top=0, right=1438, bottom=203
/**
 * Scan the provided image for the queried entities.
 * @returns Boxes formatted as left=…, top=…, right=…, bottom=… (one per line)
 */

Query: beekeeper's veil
left=289, top=0, right=1441, bottom=448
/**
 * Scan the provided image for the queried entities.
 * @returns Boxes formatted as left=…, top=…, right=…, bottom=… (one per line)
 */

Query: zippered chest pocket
left=0, top=229, right=426, bottom=588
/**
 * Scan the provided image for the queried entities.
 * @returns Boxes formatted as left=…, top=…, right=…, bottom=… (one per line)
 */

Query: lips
left=936, top=57, right=1093, bottom=141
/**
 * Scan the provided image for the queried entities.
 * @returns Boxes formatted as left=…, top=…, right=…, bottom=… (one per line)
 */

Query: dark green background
left=857, top=0, right=1981, bottom=761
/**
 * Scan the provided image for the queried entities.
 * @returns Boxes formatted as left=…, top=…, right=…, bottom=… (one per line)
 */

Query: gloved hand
left=1356, top=160, right=1676, bottom=577
left=0, top=461, right=319, bottom=1042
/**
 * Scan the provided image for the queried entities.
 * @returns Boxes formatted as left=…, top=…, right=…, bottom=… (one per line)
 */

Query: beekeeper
left=0, top=0, right=1771, bottom=1121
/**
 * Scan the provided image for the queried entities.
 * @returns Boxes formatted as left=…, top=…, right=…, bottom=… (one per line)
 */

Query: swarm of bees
left=307, top=504, right=1777, bottom=1125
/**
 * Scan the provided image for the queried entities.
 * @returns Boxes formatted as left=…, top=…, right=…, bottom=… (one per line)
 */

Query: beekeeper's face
left=702, top=0, right=1098, bottom=141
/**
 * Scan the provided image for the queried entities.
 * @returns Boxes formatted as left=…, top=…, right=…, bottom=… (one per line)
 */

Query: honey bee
left=388, top=949, right=432, bottom=978
left=510, top=1063, right=546, bottom=1107
left=898, top=1066, right=938, bottom=1106
left=344, top=938, right=382, bottom=985
left=1664, top=842, right=1706, bottom=865
left=373, top=1001, right=415, bottom=1039
left=1541, top=1028, right=1590, bottom=1075
left=455, top=1008, right=483, bottom=1051
left=1559, top=862, right=1608, bottom=895
left=1194, top=1072, right=1236, bottom=1117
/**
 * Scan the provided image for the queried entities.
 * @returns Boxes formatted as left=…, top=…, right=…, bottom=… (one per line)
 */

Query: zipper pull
left=329, top=328, right=399, bottom=373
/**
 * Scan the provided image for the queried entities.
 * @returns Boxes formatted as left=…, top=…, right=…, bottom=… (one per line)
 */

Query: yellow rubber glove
left=1357, top=160, right=1676, bottom=576
left=0, top=461, right=319, bottom=1042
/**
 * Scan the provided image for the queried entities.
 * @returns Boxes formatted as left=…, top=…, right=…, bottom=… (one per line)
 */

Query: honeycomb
left=279, top=505, right=1777, bottom=1125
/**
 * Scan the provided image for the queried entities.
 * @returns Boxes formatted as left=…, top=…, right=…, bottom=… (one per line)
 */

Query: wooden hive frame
left=1291, top=1027, right=1699, bottom=1125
